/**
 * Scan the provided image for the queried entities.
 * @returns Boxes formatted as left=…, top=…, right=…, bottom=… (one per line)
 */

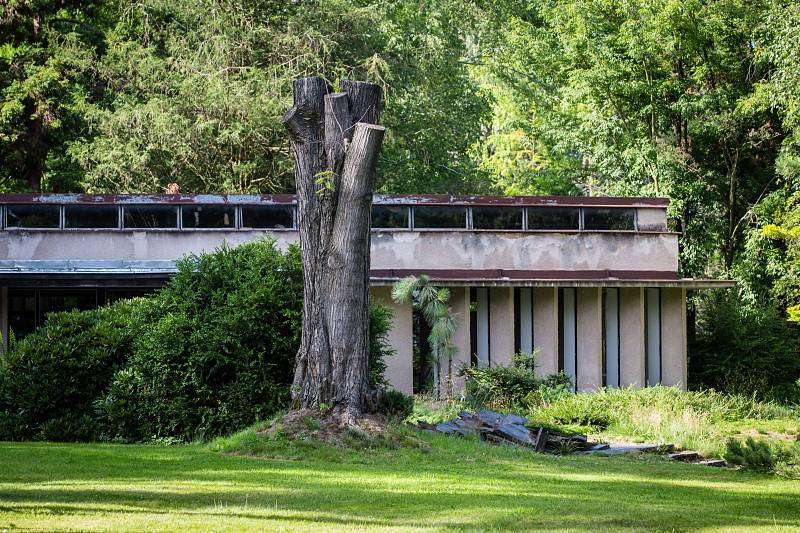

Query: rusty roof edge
left=0, top=193, right=669, bottom=208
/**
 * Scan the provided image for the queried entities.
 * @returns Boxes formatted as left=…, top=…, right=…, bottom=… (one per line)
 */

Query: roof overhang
left=368, top=269, right=735, bottom=289
left=0, top=262, right=734, bottom=289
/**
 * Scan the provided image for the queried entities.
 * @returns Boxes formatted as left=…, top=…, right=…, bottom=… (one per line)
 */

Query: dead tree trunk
left=282, top=77, right=384, bottom=421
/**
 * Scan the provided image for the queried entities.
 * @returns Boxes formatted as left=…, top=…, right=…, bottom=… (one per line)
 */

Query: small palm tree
left=392, top=275, right=459, bottom=399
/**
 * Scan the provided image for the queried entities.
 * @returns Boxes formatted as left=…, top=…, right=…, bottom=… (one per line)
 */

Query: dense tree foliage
left=1, top=0, right=798, bottom=396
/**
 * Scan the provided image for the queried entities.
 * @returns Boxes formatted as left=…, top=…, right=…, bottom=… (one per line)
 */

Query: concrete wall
left=619, top=287, right=646, bottom=387
left=576, top=287, right=603, bottom=391
left=660, top=288, right=687, bottom=388
left=490, top=287, right=515, bottom=367
left=448, top=287, right=472, bottom=392
left=533, top=287, right=558, bottom=376
left=370, top=286, right=414, bottom=395
left=0, top=229, right=679, bottom=272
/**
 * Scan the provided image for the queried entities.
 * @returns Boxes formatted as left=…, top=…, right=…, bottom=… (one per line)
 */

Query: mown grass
left=2, top=428, right=800, bottom=532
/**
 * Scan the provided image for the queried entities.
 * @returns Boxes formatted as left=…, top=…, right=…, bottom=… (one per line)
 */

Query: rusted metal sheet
left=0, top=193, right=668, bottom=208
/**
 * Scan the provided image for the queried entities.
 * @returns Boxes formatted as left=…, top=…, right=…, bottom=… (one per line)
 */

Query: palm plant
left=392, top=275, right=459, bottom=399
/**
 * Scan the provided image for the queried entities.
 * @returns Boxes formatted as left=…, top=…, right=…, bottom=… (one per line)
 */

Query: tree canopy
left=1, top=0, right=798, bottom=396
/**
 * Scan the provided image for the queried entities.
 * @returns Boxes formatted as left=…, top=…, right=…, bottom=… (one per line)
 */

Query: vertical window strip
left=470, top=288, right=490, bottom=367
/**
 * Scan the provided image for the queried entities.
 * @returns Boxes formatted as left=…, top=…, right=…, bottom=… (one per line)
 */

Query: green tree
left=392, top=275, right=459, bottom=399
left=0, top=0, right=113, bottom=191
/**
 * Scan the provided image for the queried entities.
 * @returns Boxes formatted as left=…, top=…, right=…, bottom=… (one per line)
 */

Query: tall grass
left=527, top=386, right=797, bottom=456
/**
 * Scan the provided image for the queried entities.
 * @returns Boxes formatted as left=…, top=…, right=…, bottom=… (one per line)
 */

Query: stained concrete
left=577, top=287, right=603, bottom=391
left=490, top=287, right=515, bottom=367
left=660, top=287, right=687, bottom=388
left=533, top=287, right=559, bottom=377
left=619, top=287, right=646, bottom=387
left=370, top=286, right=414, bottom=395
left=0, top=229, right=679, bottom=273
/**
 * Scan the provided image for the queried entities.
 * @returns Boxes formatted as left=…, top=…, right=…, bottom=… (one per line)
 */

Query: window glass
left=413, top=206, right=466, bottom=229
left=182, top=205, right=235, bottom=229
left=583, top=208, right=635, bottom=230
left=5, top=204, right=60, bottom=228
left=123, top=205, right=178, bottom=229
left=241, top=205, right=293, bottom=229
left=39, top=290, right=98, bottom=326
left=65, top=205, right=118, bottom=229
left=527, top=208, right=579, bottom=230
left=472, top=207, right=523, bottom=230
left=372, top=206, right=409, bottom=229
left=8, top=289, right=37, bottom=338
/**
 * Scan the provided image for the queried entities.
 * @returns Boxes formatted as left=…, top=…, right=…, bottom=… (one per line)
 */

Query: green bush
left=0, top=238, right=396, bottom=442
left=97, top=240, right=304, bottom=441
left=691, top=289, right=800, bottom=401
left=461, top=351, right=570, bottom=410
left=0, top=300, right=142, bottom=441
left=725, top=437, right=800, bottom=478
left=377, top=389, right=414, bottom=420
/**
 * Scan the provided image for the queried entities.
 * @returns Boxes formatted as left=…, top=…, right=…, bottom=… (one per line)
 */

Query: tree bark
left=282, top=77, right=384, bottom=421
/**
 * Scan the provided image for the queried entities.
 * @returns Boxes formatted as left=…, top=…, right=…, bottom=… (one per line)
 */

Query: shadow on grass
left=1, top=440, right=799, bottom=531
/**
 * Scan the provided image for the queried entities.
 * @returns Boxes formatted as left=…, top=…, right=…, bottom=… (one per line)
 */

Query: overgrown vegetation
left=461, top=351, right=572, bottom=410
left=0, top=239, right=395, bottom=442
left=526, top=387, right=799, bottom=459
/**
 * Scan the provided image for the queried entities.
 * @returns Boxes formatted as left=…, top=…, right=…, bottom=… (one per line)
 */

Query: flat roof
left=0, top=193, right=669, bottom=208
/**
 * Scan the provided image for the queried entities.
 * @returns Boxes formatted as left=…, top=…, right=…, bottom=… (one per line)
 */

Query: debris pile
left=417, top=409, right=729, bottom=466
left=416, top=410, right=607, bottom=454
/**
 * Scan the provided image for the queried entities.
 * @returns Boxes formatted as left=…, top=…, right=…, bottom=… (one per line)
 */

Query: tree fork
left=282, top=77, right=384, bottom=420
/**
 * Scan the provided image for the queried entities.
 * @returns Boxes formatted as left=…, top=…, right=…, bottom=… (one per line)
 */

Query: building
left=0, top=193, right=732, bottom=394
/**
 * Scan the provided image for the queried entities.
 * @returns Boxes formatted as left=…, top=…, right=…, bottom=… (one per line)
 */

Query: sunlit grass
left=2, top=431, right=800, bottom=531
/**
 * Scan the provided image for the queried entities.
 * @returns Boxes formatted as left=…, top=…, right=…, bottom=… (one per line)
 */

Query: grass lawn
left=2, top=434, right=800, bottom=532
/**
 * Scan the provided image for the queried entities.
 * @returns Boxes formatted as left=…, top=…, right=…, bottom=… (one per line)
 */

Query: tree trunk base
left=261, top=408, right=390, bottom=445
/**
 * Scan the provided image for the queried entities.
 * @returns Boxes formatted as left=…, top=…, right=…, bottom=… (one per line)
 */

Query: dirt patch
left=258, top=409, right=394, bottom=445
left=736, top=428, right=800, bottom=443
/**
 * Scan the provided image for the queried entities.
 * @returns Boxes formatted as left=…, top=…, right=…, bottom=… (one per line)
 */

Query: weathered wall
left=370, top=286, right=414, bottom=395
left=533, top=287, right=558, bottom=376
left=576, top=287, right=603, bottom=391
left=490, top=287, right=515, bottom=367
left=449, top=287, right=472, bottom=392
left=0, top=229, right=679, bottom=272
left=660, top=288, right=687, bottom=389
left=619, top=287, right=646, bottom=387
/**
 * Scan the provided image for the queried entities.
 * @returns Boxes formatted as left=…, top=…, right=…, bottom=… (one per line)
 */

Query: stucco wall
left=490, top=287, right=515, bottom=367
left=619, top=287, right=646, bottom=387
left=576, top=287, right=603, bottom=391
left=533, top=287, right=558, bottom=376
left=660, top=288, right=687, bottom=388
left=449, top=287, right=472, bottom=392
left=370, top=286, right=414, bottom=395
left=0, top=229, right=679, bottom=272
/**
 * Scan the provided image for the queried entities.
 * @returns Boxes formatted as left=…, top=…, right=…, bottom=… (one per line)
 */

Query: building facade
left=0, top=194, right=732, bottom=394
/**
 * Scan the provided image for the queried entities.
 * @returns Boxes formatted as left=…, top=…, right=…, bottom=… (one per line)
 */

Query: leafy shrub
left=691, top=289, right=800, bottom=401
left=725, top=437, right=800, bottom=478
left=462, top=351, right=563, bottom=410
left=369, top=304, right=395, bottom=386
left=377, top=389, right=414, bottom=420
left=97, top=239, right=304, bottom=441
left=0, top=300, right=143, bottom=441
left=0, top=238, right=397, bottom=442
